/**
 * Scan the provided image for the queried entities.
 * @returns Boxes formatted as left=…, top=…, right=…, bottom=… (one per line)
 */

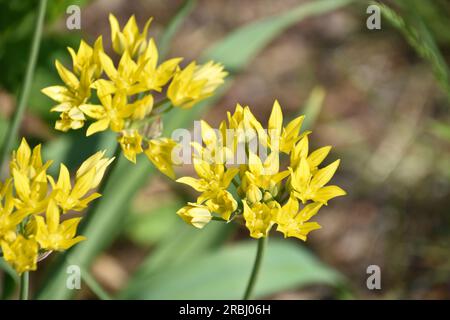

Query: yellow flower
left=80, top=91, right=132, bottom=136
left=33, top=200, right=86, bottom=251
left=118, top=130, right=143, bottom=163
left=275, top=196, right=322, bottom=241
left=137, top=38, right=182, bottom=92
left=144, top=138, right=177, bottom=179
left=10, top=140, right=50, bottom=214
left=0, top=181, right=28, bottom=243
left=68, top=37, right=104, bottom=79
left=109, top=14, right=152, bottom=58
left=12, top=166, right=49, bottom=214
left=97, top=51, right=148, bottom=96
left=10, top=138, right=52, bottom=179
left=242, top=200, right=278, bottom=239
left=290, top=135, right=331, bottom=173
left=49, top=151, right=114, bottom=212
left=1, top=235, right=38, bottom=274
left=42, top=58, right=94, bottom=132
left=243, top=152, right=289, bottom=198
left=167, top=61, right=227, bottom=109
left=75, top=151, right=115, bottom=189
left=199, top=189, right=237, bottom=221
left=290, top=158, right=346, bottom=204
left=177, top=203, right=212, bottom=229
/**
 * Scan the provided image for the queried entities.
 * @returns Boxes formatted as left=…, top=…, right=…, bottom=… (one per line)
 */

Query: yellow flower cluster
left=42, top=15, right=227, bottom=178
left=0, top=139, right=113, bottom=274
left=176, top=101, right=346, bottom=240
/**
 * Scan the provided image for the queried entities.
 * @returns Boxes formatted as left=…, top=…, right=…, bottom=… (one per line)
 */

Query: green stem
left=0, top=0, right=47, bottom=169
left=19, top=272, right=29, bottom=300
left=211, top=216, right=227, bottom=222
left=152, top=98, right=170, bottom=112
left=243, top=236, right=268, bottom=300
left=232, top=178, right=240, bottom=189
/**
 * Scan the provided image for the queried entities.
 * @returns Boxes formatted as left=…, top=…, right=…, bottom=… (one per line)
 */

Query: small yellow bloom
left=97, top=51, right=148, bottom=96
left=68, top=37, right=104, bottom=79
left=109, top=14, right=152, bottom=58
left=275, top=196, right=322, bottom=241
left=80, top=91, right=132, bottom=136
left=199, top=189, right=238, bottom=221
left=1, top=235, right=38, bottom=274
left=243, top=152, right=289, bottom=197
left=242, top=201, right=277, bottom=239
left=177, top=203, right=212, bottom=229
left=144, top=138, right=177, bottom=179
left=118, top=130, right=144, bottom=163
left=0, top=181, right=28, bottom=243
left=177, top=159, right=238, bottom=193
left=168, top=61, right=227, bottom=109
left=49, top=152, right=114, bottom=212
left=10, top=138, right=52, bottom=179
left=290, top=158, right=346, bottom=204
left=33, top=200, right=86, bottom=251
left=75, top=151, right=115, bottom=189
left=290, top=135, right=331, bottom=173
left=137, top=38, right=182, bottom=91
left=42, top=58, right=94, bottom=131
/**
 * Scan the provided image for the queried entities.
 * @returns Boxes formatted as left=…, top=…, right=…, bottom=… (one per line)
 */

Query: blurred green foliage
left=122, top=239, right=345, bottom=299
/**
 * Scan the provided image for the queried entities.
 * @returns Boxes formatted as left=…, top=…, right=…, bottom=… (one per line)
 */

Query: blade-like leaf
left=203, top=0, right=353, bottom=71
left=0, top=256, right=19, bottom=299
left=302, top=86, right=326, bottom=131
left=122, top=239, right=345, bottom=299
left=378, top=1, right=450, bottom=97
left=158, top=0, right=197, bottom=59
left=120, top=221, right=234, bottom=298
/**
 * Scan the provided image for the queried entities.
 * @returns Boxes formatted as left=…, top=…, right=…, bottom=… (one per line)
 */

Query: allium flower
left=175, top=101, right=346, bottom=241
left=168, top=61, right=227, bottom=109
left=42, top=14, right=227, bottom=179
left=176, top=203, right=212, bottom=229
left=0, top=138, right=114, bottom=274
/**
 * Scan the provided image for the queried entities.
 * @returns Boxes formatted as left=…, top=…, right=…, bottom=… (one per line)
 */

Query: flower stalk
left=243, top=236, right=268, bottom=300
left=19, top=271, right=29, bottom=300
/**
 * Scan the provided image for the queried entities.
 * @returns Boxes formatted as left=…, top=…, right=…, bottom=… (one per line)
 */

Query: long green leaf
left=158, top=0, right=197, bottom=58
left=378, top=1, right=450, bottom=98
left=302, top=86, right=326, bottom=131
left=0, top=256, right=19, bottom=299
left=203, top=0, right=353, bottom=72
left=122, top=239, right=345, bottom=299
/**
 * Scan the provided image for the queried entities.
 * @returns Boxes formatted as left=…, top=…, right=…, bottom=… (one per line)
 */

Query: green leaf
left=429, top=120, right=450, bottom=142
left=302, top=86, right=326, bottom=131
left=203, top=0, right=354, bottom=71
left=377, top=1, right=450, bottom=98
left=158, top=0, right=197, bottom=59
left=122, top=239, right=345, bottom=299
left=121, top=221, right=234, bottom=298
left=0, top=256, right=19, bottom=299
left=124, top=201, right=182, bottom=246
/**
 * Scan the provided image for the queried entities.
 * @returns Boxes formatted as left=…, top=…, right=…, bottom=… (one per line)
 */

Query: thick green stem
left=243, top=236, right=268, bottom=300
left=0, top=0, right=47, bottom=168
left=19, top=272, right=29, bottom=300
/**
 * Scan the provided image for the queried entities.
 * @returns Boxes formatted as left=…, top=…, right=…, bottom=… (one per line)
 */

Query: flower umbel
left=0, top=138, right=114, bottom=274
left=175, top=100, right=346, bottom=241
left=42, top=14, right=227, bottom=179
